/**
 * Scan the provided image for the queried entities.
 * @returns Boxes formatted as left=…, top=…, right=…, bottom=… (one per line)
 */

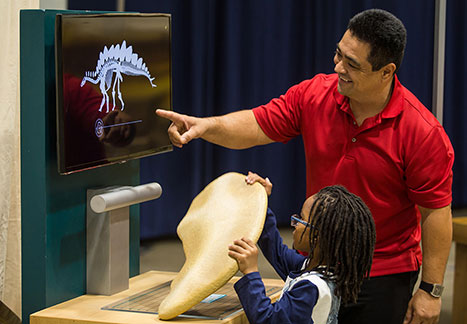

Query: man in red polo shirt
left=156, top=9, right=453, bottom=324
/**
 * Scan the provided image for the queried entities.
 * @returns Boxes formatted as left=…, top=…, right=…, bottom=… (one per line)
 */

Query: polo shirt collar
left=381, top=75, right=404, bottom=119
left=333, top=74, right=405, bottom=120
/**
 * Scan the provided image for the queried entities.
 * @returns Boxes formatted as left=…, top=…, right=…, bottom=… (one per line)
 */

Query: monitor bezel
left=55, top=13, right=173, bottom=175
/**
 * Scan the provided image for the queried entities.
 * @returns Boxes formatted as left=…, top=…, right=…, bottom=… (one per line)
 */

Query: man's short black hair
left=347, top=9, right=407, bottom=73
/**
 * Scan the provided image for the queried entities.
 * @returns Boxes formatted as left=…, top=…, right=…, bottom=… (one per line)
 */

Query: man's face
left=333, top=30, right=384, bottom=100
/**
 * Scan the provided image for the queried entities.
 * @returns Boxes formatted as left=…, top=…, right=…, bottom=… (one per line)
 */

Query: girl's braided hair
left=303, top=185, right=376, bottom=304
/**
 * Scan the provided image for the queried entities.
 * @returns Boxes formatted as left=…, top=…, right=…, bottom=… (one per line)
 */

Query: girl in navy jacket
left=228, top=172, right=376, bottom=324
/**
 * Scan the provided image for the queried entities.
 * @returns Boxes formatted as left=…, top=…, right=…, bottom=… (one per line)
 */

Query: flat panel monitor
left=55, top=13, right=172, bottom=174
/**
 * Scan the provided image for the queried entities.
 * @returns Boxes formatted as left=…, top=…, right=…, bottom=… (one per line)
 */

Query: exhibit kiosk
left=20, top=10, right=282, bottom=324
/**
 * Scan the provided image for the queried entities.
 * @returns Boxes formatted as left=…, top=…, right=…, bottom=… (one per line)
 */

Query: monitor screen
left=55, top=13, right=172, bottom=175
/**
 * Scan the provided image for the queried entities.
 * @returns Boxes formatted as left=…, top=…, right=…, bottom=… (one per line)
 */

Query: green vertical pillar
left=20, top=9, right=140, bottom=324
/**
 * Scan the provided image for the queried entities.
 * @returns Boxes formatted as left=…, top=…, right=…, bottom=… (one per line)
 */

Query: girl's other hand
left=228, top=237, right=259, bottom=275
left=245, top=171, right=273, bottom=196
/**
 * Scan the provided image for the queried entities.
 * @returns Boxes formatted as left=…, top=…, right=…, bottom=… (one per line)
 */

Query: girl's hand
left=245, top=171, right=273, bottom=196
left=228, top=238, right=259, bottom=275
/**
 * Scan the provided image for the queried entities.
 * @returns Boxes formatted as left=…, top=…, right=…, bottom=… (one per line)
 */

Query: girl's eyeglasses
left=290, top=214, right=313, bottom=228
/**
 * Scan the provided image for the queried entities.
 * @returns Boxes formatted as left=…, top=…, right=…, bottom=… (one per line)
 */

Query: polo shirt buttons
left=351, top=137, right=357, bottom=143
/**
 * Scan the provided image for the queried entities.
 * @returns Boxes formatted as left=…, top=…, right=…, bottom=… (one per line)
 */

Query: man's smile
left=339, top=75, right=352, bottom=83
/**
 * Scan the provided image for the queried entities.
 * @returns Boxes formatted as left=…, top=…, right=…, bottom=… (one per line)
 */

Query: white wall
left=40, top=0, right=67, bottom=9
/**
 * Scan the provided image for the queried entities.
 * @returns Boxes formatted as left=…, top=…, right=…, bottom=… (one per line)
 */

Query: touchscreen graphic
left=81, top=40, right=157, bottom=113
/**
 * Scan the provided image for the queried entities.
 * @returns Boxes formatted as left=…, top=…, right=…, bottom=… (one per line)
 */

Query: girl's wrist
left=242, top=267, right=259, bottom=275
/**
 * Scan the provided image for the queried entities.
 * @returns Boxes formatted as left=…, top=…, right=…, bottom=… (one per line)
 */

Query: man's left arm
left=404, top=205, right=452, bottom=324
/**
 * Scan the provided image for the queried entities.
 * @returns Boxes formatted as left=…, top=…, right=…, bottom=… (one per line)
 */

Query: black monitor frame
left=55, top=13, right=173, bottom=175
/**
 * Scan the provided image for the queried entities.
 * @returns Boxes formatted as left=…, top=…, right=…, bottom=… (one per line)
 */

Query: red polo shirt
left=253, top=73, right=454, bottom=277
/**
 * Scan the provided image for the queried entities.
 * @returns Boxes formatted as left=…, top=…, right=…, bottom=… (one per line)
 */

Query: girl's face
left=292, top=195, right=316, bottom=253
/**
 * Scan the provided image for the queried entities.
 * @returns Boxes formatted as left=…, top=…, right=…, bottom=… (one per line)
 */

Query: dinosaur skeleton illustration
left=80, top=40, right=156, bottom=113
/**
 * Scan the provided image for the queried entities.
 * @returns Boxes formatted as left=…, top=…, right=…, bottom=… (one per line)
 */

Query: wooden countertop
left=30, top=271, right=284, bottom=324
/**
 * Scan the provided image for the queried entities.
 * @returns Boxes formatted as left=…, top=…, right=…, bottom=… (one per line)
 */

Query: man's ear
left=381, top=63, right=396, bottom=81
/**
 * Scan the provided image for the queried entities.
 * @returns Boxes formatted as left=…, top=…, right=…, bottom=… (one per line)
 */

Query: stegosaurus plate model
left=158, top=172, right=268, bottom=320
left=80, top=40, right=156, bottom=113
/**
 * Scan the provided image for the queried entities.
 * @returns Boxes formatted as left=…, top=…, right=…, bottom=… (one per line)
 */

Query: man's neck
left=350, top=78, right=395, bottom=126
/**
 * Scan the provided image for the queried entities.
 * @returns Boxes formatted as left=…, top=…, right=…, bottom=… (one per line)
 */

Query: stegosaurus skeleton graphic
left=81, top=40, right=156, bottom=113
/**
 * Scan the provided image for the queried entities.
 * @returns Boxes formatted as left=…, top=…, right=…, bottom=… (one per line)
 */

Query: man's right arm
left=156, top=109, right=274, bottom=149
